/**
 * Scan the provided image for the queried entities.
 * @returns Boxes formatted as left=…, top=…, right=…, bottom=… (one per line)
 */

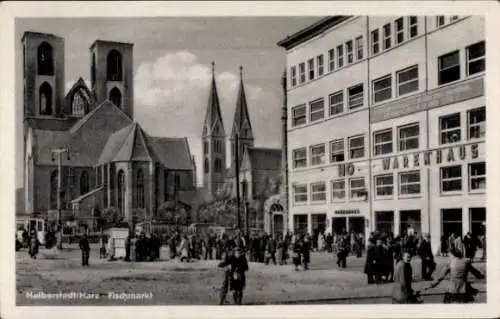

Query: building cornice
left=277, top=16, right=352, bottom=50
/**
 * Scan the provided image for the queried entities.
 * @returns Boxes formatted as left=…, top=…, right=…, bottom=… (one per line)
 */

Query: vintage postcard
left=0, top=1, right=499, bottom=319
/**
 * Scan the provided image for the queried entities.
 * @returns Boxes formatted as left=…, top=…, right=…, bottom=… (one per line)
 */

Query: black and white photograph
left=1, top=1, right=499, bottom=319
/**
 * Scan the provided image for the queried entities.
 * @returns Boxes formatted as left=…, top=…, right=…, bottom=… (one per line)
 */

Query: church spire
left=231, top=65, right=253, bottom=140
left=202, top=61, right=225, bottom=137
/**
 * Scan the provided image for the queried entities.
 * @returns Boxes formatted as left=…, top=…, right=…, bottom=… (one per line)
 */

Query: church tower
left=22, top=32, right=65, bottom=118
left=202, top=62, right=226, bottom=197
left=230, top=66, right=254, bottom=175
left=89, top=40, right=134, bottom=119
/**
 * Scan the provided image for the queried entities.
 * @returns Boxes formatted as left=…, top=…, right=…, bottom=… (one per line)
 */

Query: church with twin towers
left=200, top=62, right=285, bottom=232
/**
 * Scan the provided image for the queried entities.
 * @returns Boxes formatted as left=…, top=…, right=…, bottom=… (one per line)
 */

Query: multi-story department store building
left=278, top=16, right=485, bottom=253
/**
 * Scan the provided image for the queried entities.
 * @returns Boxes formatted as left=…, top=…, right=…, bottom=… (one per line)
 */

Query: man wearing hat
left=218, top=246, right=249, bottom=305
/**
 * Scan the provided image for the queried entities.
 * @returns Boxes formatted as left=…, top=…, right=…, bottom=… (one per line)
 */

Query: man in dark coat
left=417, top=233, right=435, bottom=281
left=301, top=235, right=311, bottom=270
left=463, top=232, right=477, bottom=261
left=373, top=239, right=386, bottom=283
left=392, top=252, right=420, bottom=303
left=218, top=247, right=249, bottom=305
left=336, top=235, right=349, bottom=268
left=79, top=234, right=90, bottom=266
left=265, top=235, right=277, bottom=265
left=168, top=233, right=177, bottom=260
left=29, top=231, right=39, bottom=259
left=364, top=238, right=376, bottom=284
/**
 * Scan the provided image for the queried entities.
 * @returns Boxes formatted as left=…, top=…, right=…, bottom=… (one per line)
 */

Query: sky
left=15, top=17, right=320, bottom=188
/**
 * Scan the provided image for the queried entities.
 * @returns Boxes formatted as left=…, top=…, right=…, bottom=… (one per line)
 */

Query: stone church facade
left=200, top=64, right=286, bottom=234
left=22, top=31, right=196, bottom=228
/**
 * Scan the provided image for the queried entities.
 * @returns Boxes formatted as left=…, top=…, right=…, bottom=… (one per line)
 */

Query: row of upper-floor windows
left=292, top=161, right=485, bottom=206
left=290, top=40, right=485, bottom=127
left=288, top=16, right=469, bottom=89
left=292, top=106, right=485, bottom=169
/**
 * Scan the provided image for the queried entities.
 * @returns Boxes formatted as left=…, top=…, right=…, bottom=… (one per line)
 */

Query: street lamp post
left=235, top=134, right=242, bottom=230
left=51, top=148, right=69, bottom=250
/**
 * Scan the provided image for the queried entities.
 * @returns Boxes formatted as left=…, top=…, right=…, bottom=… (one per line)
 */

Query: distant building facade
left=22, top=31, right=196, bottom=228
left=278, top=16, right=485, bottom=252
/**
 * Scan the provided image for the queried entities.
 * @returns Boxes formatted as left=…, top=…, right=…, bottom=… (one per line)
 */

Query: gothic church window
left=37, top=42, right=54, bottom=76
left=109, top=87, right=122, bottom=109
left=204, top=158, right=210, bottom=174
left=215, top=158, right=222, bottom=173
left=91, top=53, right=96, bottom=86
left=50, top=171, right=57, bottom=209
left=136, top=169, right=145, bottom=208
left=107, top=50, right=123, bottom=81
left=117, top=170, right=125, bottom=216
left=71, top=89, right=90, bottom=116
left=80, top=171, right=90, bottom=195
left=39, top=82, right=52, bottom=115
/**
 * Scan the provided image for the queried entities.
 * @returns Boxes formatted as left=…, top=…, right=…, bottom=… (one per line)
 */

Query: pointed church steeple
left=202, top=61, right=225, bottom=138
left=201, top=61, right=226, bottom=198
left=231, top=66, right=253, bottom=140
left=230, top=66, right=254, bottom=175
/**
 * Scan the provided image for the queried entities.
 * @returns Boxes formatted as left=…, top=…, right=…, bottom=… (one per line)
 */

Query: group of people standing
left=364, top=231, right=435, bottom=284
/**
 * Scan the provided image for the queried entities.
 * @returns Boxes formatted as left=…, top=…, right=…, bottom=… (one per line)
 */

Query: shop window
left=293, top=214, right=308, bottom=234
left=441, top=208, right=463, bottom=238
left=375, top=211, right=394, bottom=234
